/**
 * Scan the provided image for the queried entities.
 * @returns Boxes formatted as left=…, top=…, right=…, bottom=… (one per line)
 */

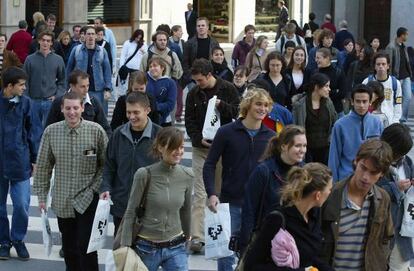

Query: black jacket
left=185, top=77, right=240, bottom=148
left=45, top=93, right=112, bottom=137
left=242, top=206, right=334, bottom=271
left=185, top=10, right=198, bottom=39
left=110, top=93, right=160, bottom=131
left=315, top=65, right=347, bottom=113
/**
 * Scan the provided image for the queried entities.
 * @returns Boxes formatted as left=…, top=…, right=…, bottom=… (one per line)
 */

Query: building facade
left=0, top=0, right=411, bottom=48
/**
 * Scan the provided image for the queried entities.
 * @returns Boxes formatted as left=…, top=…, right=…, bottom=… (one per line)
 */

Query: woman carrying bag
left=239, top=163, right=334, bottom=271
left=119, top=127, right=193, bottom=271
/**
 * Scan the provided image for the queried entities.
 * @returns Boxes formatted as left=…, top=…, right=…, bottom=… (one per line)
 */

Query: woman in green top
left=120, top=126, right=194, bottom=271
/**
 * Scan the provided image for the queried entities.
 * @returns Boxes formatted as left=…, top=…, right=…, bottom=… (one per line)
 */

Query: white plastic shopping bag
left=204, top=203, right=233, bottom=259
left=400, top=186, right=414, bottom=237
left=87, top=199, right=111, bottom=253
left=202, top=95, right=221, bottom=140
left=41, top=209, right=53, bottom=257
left=105, top=250, right=116, bottom=271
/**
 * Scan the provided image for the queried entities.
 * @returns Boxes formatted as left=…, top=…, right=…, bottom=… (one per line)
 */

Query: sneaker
left=12, top=241, right=29, bottom=260
left=0, top=243, right=11, bottom=260
left=189, top=240, right=204, bottom=253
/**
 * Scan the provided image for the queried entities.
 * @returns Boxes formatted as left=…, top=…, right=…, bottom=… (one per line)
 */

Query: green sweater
left=120, top=161, right=194, bottom=246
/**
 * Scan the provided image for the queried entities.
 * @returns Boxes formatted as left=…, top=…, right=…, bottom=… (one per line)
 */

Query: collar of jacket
left=233, top=118, right=269, bottom=133
left=146, top=71, right=169, bottom=81
left=349, top=110, right=368, bottom=120
left=322, top=176, right=384, bottom=222
left=81, top=44, right=102, bottom=52
left=120, top=118, right=154, bottom=144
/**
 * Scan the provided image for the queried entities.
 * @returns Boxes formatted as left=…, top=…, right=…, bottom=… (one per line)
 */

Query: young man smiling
left=34, top=91, right=108, bottom=271
left=321, top=139, right=394, bottom=271
left=203, top=88, right=275, bottom=271
left=328, top=84, right=384, bottom=182
left=100, top=92, right=161, bottom=234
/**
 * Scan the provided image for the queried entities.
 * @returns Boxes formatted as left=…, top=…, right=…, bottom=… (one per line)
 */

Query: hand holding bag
left=202, top=95, right=221, bottom=140
left=204, top=203, right=233, bottom=259
left=41, top=209, right=53, bottom=257
left=87, top=199, right=111, bottom=253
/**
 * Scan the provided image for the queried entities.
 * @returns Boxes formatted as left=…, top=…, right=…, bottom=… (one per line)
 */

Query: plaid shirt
left=33, top=119, right=108, bottom=218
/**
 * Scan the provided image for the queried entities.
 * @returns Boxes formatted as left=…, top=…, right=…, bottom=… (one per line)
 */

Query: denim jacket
left=377, top=156, right=414, bottom=261
left=66, top=44, right=112, bottom=92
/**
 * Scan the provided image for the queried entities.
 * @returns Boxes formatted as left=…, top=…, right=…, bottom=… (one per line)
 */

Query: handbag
left=118, top=43, right=142, bottom=81
left=113, top=246, right=148, bottom=271
left=236, top=210, right=286, bottom=271
left=113, top=167, right=151, bottom=250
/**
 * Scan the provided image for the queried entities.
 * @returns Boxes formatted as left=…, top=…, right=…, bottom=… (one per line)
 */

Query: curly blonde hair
left=238, top=87, right=273, bottom=119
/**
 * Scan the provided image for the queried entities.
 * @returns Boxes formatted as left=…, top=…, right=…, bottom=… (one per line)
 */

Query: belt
left=137, top=234, right=186, bottom=249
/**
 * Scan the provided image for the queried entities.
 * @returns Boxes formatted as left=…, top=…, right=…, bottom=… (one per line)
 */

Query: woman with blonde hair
left=55, top=30, right=74, bottom=65
left=32, top=11, right=46, bottom=38
left=241, top=163, right=334, bottom=271
left=245, top=35, right=269, bottom=82
left=120, top=126, right=193, bottom=271
left=203, top=87, right=275, bottom=271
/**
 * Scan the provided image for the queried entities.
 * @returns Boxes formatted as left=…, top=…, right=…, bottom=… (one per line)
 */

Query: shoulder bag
left=118, top=43, right=142, bottom=81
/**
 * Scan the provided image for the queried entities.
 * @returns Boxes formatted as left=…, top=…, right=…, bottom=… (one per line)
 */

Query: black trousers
left=57, top=194, right=99, bottom=271
left=113, top=215, right=122, bottom=237
left=308, top=146, right=329, bottom=165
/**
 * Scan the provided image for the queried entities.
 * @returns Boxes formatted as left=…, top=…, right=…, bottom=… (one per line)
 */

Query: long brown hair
left=262, top=125, right=306, bottom=160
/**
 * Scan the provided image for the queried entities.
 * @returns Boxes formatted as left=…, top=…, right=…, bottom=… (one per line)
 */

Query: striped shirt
left=334, top=186, right=373, bottom=271
left=33, top=119, right=108, bottom=218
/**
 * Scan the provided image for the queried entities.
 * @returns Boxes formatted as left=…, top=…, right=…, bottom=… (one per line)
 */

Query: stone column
left=134, top=0, right=152, bottom=43
left=0, top=0, right=26, bottom=38
left=62, top=0, right=88, bottom=32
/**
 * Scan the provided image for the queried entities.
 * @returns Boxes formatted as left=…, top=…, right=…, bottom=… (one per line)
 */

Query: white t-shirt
left=362, top=75, right=402, bottom=125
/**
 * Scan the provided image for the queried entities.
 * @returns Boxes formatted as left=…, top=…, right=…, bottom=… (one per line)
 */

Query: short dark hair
left=309, top=12, right=316, bottom=21
left=18, top=20, right=27, bottom=29
left=156, top=24, right=171, bottom=36
left=373, top=50, right=391, bottom=65
left=284, top=40, right=296, bottom=50
left=343, top=38, right=353, bottom=47
left=244, top=24, right=256, bottom=33
left=171, top=25, right=182, bottom=35
left=0, top=33, right=7, bottom=42
left=68, top=70, right=89, bottom=86
left=37, top=30, right=54, bottom=42
left=61, top=91, right=83, bottom=106
left=308, top=73, right=330, bottom=93
left=84, top=26, right=96, bottom=33
left=381, top=123, right=413, bottom=160
left=2, top=67, right=27, bottom=88
left=94, top=16, right=104, bottom=24
left=95, top=26, right=105, bottom=34
left=351, top=83, right=373, bottom=100
left=318, top=29, right=334, bottom=45
left=46, top=14, right=56, bottom=21
left=152, top=31, right=169, bottom=42
left=191, top=58, right=213, bottom=76
left=80, top=26, right=88, bottom=35
left=72, top=24, right=81, bottom=31
left=397, top=27, right=408, bottom=38
left=234, top=65, right=250, bottom=78
left=125, top=91, right=150, bottom=108
left=355, top=139, right=393, bottom=175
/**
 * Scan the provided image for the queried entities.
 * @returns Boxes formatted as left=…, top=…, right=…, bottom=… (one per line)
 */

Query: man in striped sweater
left=320, top=139, right=394, bottom=271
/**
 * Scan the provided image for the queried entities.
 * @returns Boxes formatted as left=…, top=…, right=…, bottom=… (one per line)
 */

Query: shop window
left=198, top=0, right=231, bottom=42
left=255, top=0, right=279, bottom=33
left=87, top=0, right=131, bottom=25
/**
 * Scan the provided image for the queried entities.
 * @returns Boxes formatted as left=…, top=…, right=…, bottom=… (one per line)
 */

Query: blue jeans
left=32, top=99, right=52, bottom=128
left=88, top=91, right=108, bottom=116
left=218, top=204, right=242, bottom=271
left=134, top=239, right=188, bottom=271
left=400, top=77, right=412, bottom=122
left=0, top=178, right=30, bottom=245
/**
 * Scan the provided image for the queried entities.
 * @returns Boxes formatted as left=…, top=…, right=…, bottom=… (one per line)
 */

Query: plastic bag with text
left=41, top=209, right=53, bottom=257
left=202, top=95, right=221, bottom=140
left=87, top=199, right=111, bottom=253
left=204, top=203, right=233, bottom=259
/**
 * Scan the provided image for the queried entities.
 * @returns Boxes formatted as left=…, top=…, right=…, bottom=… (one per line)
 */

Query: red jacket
left=6, top=29, right=32, bottom=63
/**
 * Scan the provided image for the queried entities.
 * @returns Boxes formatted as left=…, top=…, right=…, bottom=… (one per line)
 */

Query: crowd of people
left=1, top=1, right=414, bottom=271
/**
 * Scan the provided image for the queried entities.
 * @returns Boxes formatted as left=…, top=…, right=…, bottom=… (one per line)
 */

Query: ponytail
left=281, top=162, right=332, bottom=205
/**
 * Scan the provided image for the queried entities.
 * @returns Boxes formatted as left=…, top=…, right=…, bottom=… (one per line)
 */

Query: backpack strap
left=136, top=167, right=152, bottom=218
left=368, top=74, right=374, bottom=82
left=295, top=34, right=302, bottom=45
left=280, top=35, right=285, bottom=52
left=391, top=75, right=399, bottom=105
